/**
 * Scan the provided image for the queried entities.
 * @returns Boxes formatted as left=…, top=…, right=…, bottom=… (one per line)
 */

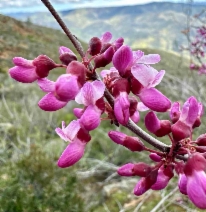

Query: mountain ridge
left=6, top=2, right=206, bottom=53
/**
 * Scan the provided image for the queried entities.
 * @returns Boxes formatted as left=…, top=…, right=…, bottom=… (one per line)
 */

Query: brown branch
left=41, top=0, right=172, bottom=154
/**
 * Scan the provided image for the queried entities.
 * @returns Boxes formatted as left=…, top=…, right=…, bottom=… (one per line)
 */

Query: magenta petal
left=137, top=54, right=161, bottom=64
left=178, top=173, right=187, bottom=195
left=108, top=131, right=126, bottom=145
left=57, top=139, right=86, bottom=168
left=137, top=102, right=149, bottom=111
left=114, top=92, right=130, bottom=125
left=149, top=153, right=161, bottom=162
left=138, top=88, right=171, bottom=112
left=101, top=68, right=118, bottom=78
left=145, top=111, right=161, bottom=134
left=59, top=46, right=73, bottom=55
left=149, top=70, right=165, bottom=88
left=187, top=171, right=206, bottom=209
left=9, top=66, right=38, bottom=83
left=75, top=81, right=105, bottom=106
left=130, top=111, right=140, bottom=123
left=55, top=128, right=69, bottom=141
left=134, top=178, right=148, bottom=196
left=118, top=163, right=135, bottom=176
left=13, top=57, right=34, bottom=67
left=132, top=50, right=144, bottom=63
left=80, top=105, right=101, bottom=131
left=112, top=45, right=133, bottom=76
left=55, top=74, right=80, bottom=102
left=37, top=78, right=55, bottom=92
left=198, top=102, right=204, bottom=117
left=170, top=102, right=181, bottom=123
left=73, top=108, right=84, bottom=118
left=64, top=120, right=81, bottom=141
left=38, top=92, right=67, bottom=111
left=131, top=64, right=158, bottom=87
left=101, top=31, right=112, bottom=43
left=185, top=97, right=199, bottom=127
left=151, top=169, right=170, bottom=190
left=113, top=37, right=124, bottom=50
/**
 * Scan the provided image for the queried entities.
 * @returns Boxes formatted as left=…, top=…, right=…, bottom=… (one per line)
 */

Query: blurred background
left=0, top=0, right=206, bottom=211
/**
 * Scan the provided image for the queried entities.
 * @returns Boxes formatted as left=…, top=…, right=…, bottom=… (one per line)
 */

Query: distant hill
left=0, top=14, right=86, bottom=73
left=6, top=2, right=206, bottom=53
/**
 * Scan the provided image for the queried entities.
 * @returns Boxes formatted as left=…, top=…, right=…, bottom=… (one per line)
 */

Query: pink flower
left=151, top=165, right=174, bottom=190
left=75, top=80, right=105, bottom=131
left=112, top=46, right=171, bottom=112
left=171, top=96, right=199, bottom=142
left=118, top=162, right=152, bottom=177
left=38, top=61, right=86, bottom=111
left=9, top=55, right=57, bottom=83
left=184, top=153, right=206, bottom=209
left=134, top=169, right=158, bottom=196
left=145, top=111, right=171, bottom=137
left=108, top=130, right=145, bottom=152
left=55, top=120, right=91, bottom=168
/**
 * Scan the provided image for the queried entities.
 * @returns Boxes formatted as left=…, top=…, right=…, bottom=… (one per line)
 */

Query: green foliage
left=0, top=145, right=84, bottom=212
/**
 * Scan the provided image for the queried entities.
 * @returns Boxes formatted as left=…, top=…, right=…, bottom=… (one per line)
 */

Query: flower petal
left=80, top=105, right=101, bottom=131
left=178, top=173, right=187, bottom=195
left=112, top=45, right=133, bottom=76
left=55, top=127, right=69, bottom=142
left=75, top=81, right=105, bottom=106
left=55, top=74, right=80, bottom=102
left=131, top=64, right=158, bottom=87
left=187, top=172, right=206, bottom=209
left=137, top=54, right=161, bottom=64
left=37, top=78, right=55, bottom=92
left=138, top=88, right=171, bottom=112
left=114, top=92, right=130, bottom=125
left=101, top=31, right=112, bottom=43
left=13, top=57, right=34, bottom=67
left=9, top=66, right=38, bottom=83
left=149, top=70, right=165, bottom=88
left=64, top=120, right=81, bottom=141
left=57, top=139, right=86, bottom=168
left=38, top=92, right=67, bottom=111
left=145, top=111, right=161, bottom=134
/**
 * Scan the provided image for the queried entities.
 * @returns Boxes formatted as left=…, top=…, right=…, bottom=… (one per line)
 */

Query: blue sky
left=0, top=0, right=203, bottom=14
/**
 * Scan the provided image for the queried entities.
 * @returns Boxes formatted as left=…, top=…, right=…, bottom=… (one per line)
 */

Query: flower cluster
left=112, top=96, right=206, bottom=209
left=9, top=31, right=206, bottom=209
left=190, top=25, right=206, bottom=74
left=181, top=11, right=206, bottom=74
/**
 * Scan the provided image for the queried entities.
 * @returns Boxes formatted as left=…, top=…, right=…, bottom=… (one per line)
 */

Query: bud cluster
left=8, top=31, right=206, bottom=209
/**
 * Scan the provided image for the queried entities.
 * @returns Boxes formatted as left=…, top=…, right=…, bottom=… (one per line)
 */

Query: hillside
left=0, top=14, right=87, bottom=73
left=0, top=14, right=205, bottom=211
left=7, top=2, right=206, bottom=53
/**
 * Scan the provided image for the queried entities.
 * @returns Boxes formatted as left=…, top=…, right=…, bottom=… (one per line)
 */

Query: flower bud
left=145, top=112, right=171, bottom=137
left=134, top=169, right=158, bottom=196
left=196, top=134, right=206, bottom=146
left=94, top=46, right=115, bottom=68
left=133, top=162, right=152, bottom=177
left=59, top=46, right=77, bottom=65
left=108, top=131, right=145, bottom=152
left=88, top=37, right=102, bottom=56
left=66, top=61, right=86, bottom=86
left=149, top=153, right=161, bottom=162
left=33, top=55, right=57, bottom=78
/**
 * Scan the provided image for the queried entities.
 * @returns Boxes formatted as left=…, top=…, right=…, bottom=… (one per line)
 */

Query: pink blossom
left=75, top=80, right=105, bottom=130
left=9, top=55, right=57, bottom=83
left=55, top=120, right=91, bottom=168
